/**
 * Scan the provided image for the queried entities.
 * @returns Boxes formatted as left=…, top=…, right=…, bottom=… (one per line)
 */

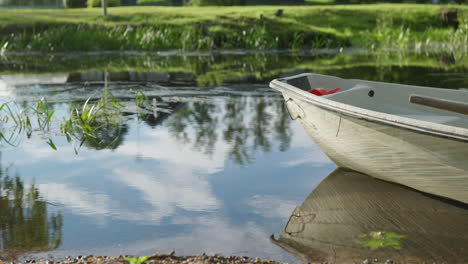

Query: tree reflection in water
left=0, top=155, right=62, bottom=261
left=167, top=102, right=219, bottom=156
left=273, top=98, right=292, bottom=152
left=223, top=97, right=251, bottom=165
left=251, top=97, right=272, bottom=153
left=167, top=96, right=291, bottom=165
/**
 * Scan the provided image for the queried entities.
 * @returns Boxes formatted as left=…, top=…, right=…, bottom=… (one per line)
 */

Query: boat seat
left=324, top=84, right=468, bottom=129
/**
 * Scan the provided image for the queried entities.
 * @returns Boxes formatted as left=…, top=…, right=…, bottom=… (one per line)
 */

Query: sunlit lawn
left=0, top=4, right=466, bottom=50
left=1, top=4, right=466, bottom=30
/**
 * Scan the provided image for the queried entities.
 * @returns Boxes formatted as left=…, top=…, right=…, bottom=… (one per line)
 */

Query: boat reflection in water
left=272, top=168, right=468, bottom=264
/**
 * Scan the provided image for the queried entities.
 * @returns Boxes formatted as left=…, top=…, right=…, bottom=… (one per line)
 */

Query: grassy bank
left=0, top=4, right=467, bottom=52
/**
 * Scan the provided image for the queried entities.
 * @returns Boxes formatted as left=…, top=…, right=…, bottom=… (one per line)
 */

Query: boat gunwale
left=269, top=74, right=468, bottom=142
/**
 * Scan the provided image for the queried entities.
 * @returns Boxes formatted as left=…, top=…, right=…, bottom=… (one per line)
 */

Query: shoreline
left=6, top=253, right=288, bottom=264
left=0, top=4, right=467, bottom=53
left=6, top=252, right=401, bottom=264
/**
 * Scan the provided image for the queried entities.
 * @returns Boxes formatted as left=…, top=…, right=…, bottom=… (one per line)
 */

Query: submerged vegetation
left=0, top=4, right=466, bottom=52
left=355, top=231, right=407, bottom=251
left=61, top=89, right=125, bottom=153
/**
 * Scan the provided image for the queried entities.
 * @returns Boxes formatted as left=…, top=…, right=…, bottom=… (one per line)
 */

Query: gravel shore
left=3, top=253, right=284, bottom=264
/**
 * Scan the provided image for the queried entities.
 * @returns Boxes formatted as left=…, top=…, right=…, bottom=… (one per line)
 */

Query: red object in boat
left=309, top=88, right=340, bottom=96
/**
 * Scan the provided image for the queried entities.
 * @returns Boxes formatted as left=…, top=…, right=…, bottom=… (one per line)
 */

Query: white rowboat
left=270, top=73, right=468, bottom=203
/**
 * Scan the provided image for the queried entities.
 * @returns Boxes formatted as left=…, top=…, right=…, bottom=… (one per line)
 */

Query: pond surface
left=0, top=50, right=467, bottom=263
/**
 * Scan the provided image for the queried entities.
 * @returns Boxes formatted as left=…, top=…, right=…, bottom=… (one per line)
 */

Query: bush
left=87, top=0, right=120, bottom=7
left=67, top=0, right=87, bottom=7
left=187, top=0, right=245, bottom=6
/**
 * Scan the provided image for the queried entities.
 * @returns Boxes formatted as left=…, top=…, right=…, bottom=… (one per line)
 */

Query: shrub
left=87, top=0, right=120, bottom=7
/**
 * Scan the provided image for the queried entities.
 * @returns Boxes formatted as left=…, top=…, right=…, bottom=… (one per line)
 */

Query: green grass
left=304, top=0, right=334, bottom=4
left=0, top=4, right=466, bottom=51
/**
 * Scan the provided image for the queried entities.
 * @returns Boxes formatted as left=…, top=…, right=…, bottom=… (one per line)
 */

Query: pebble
left=2, top=253, right=285, bottom=264
left=1, top=254, right=401, bottom=264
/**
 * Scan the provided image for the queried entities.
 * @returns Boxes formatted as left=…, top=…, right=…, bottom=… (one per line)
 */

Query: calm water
left=0, top=50, right=467, bottom=262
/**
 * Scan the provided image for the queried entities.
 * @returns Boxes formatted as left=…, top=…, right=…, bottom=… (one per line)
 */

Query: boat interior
left=285, top=74, right=468, bottom=129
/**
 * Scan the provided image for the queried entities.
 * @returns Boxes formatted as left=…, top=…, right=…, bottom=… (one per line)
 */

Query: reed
left=449, top=19, right=468, bottom=59
left=135, top=90, right=147, bottom=109
left=0, top=5, right=466, bottom=52
left=0, top=102, right=32, bottom=146
left=368, top=14, right=468, bottom=57
left=0, top=98, right=59, bottom=148
left=0, top=21, right=346, bottom=52
left=33, top=97, right=55, bottom=132
left=60, top=89, right=125, bottom=153
left=0, top=90, right=126, bottom=152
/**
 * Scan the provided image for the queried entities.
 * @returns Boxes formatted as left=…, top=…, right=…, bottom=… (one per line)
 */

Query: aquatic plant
left=33, top=97, right=55, bottom=132
left=0, top=40, right=10, bottom=56
left=0, top=102, right=33, bottom=146
left=0, top=99, right=58, bottom=149
left=123, top=256, right=149, bottom=264
left=0, top=88, right=129, bottom=153
left=449, top=19, right=468, bottom=60
left=60, top=89, right=125, bottom=153
left=369, top=13, right=468, bottom=56
left=135, top=91, right=147, bottom=109
left=371, top=15, right=413, bottom=50
left=355, top=231, right=406, bottom=250
left=0, top=18, right=345, bottom=53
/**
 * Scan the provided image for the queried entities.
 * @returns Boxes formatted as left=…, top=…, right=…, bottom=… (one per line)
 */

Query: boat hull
left=281, top=91, right=468, bottom=204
